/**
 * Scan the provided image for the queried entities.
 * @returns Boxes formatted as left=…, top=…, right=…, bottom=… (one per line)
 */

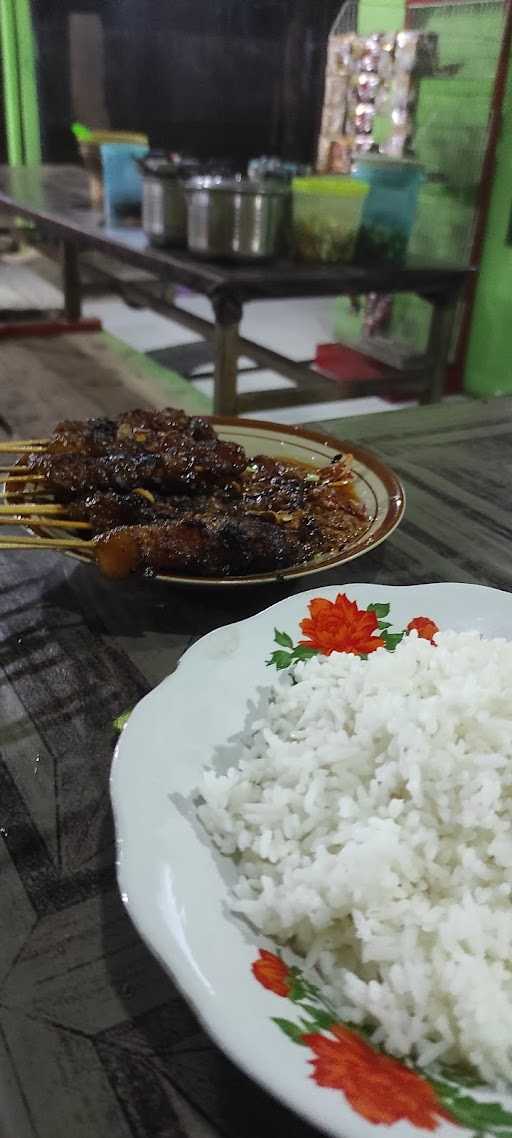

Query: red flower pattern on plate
left=303, top=1025, right=454, bottom=1130
left=252, top=950, right=292, bottom=997
left=407, top=616, right=439, bottom=643
left=300, top=594, right=385, bottom=657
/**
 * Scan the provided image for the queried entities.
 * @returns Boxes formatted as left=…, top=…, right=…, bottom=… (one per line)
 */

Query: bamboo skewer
left=0, top=498, right=55, bottom=507
left=0, top=536, right=90, bottom=549
left=0, top=517, right=91, bottom=530
left=0, top=497, right=56, bottom=506
left=0, top=448, right=46, bottom=455
left=0, top=488, right=93, bottom=537
left=0, top=502, right=67, bottom=515
left=0, top=467, right=32, bottom=475
left=0, top=440, right=48, bottom=452
left=2, top=475, right=46, bottom=484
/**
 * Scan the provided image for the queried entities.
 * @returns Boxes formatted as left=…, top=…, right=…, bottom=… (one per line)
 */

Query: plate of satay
left=0, top=408, right=405, bottom=586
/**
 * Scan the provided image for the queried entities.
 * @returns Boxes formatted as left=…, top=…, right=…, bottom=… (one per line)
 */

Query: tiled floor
left=2, top=257, right=413, bottom=423
left=177, top=292, right=334, bottom=361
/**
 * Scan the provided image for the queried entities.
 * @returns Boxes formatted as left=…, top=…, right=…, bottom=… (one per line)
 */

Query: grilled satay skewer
left=2, top=455, right=366, bottom=553
left=43, top=409, right=216, bottom=455
left=0, top=514, right=302, bottom=579
left=93, top=516, right=303, bottom=579
left=0, top=410, right=216, bottom=460
left=23, top=441, right=247, bottom=497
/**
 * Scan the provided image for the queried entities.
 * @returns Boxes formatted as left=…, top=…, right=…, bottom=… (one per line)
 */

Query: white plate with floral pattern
left=111, top=583, right=512, bottom=1138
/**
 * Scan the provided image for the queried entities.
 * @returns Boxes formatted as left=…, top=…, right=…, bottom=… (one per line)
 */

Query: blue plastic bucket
left=100, top=143, right=148, bottom=226
left=352, top=156, right=424, bottom=265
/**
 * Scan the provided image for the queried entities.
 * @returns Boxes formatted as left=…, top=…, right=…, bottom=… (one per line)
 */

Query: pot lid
left=185, top=176, right=290, bottom=195
left=142, top=153, right=201, bottom=178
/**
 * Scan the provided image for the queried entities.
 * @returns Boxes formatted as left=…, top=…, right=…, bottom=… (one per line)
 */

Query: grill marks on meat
left=240, top=455, right=366, bottom=558
left=75, top=492, right=162, bottom=531
left=94, top=517, right=303, bottom=580
left=48, top=417, right=116, bottom=454
left=75, top=489, right=242, bottom=532
left=27, top=439, right=247, bottom=496
left=243, top=456, right=310, bottom=516
left=51, top=452, right=368, bottom=578
left=24, top=407, right=369, bottom=578
left=115, top=408, right=215, bottom=445
left=49, top=409, right=215, bottom=455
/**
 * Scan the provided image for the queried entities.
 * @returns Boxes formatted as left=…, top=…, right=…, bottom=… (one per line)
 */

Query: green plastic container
left=292, top=176, right=369, bottom=263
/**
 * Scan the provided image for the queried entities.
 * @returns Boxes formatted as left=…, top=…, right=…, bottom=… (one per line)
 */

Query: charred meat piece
left=240, top=453, right=368, bottom=555
left=94, top=516, right=303, bottom=579
left=27, top=439, right=247, bottom=497
left=76, top=487, right=244, bottom=533
left=243, top=455, right=312, bottom=516
left=116, top=408, right=215, bottom=444
left=47, top=408, right=215, bottom=455
left=49, top=417, right=117, bottom=454
left=74, top=492, right=163, bottom=532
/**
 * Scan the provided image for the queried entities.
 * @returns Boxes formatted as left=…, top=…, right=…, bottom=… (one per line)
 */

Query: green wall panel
left=465, top=53, right=512, bottom=396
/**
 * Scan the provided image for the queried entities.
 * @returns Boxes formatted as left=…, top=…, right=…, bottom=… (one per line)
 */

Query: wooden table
left=1, top=367, right=510, bottom=1138
left=0, top=165, right=469, bottom=415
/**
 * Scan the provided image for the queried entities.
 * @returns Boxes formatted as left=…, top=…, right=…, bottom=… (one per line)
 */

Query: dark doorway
left=32, top=0, right=341, bottom=165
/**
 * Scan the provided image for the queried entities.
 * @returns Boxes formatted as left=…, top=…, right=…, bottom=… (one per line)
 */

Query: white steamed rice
left=197, top=631, right=512, bottom=1084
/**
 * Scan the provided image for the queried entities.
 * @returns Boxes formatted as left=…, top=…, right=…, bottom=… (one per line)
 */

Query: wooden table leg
left=213, top=319, right=240, bottom=415
left=421, top=298, right=455, bottom=404
left=62, top=240, right=82, bottom=322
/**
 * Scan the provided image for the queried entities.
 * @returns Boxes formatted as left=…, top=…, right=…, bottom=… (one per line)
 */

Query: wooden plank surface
left=0, top=329, right=209, bottom=439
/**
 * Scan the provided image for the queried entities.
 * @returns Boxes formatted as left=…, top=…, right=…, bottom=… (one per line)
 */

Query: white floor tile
left=0, top=262, right=62, bottom=308
left=176, top=294, right=335, bottom=361
left=82, top=295, right=201, bottom=352
left=241, top=396, right=414, bottom=425
left=189, top=378, right=213, bottom=398
left=90, top=290, right=335, bottom=364
left=190, top=356, right=259, bottom=376
left=191, top=370, right=295, bottom=399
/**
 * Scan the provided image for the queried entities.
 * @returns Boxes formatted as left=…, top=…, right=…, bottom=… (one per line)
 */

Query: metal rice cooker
left=141, top=155, right=198, bottom=247
left=184, top=176, right=290, bottom=261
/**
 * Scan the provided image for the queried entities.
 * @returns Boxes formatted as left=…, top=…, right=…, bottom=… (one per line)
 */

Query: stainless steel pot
left=184, top=177, right=290, bottom=261
left=141, top=156, right=201, bottom=247
left=142, top=173, right=187, bottom=247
